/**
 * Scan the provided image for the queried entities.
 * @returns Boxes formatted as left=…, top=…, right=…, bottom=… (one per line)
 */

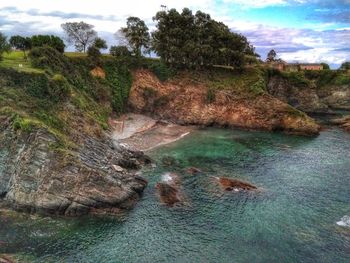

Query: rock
left=0, top=124, right=149, bottom=216
left=331, top=115, right=350, bottom=132
left=155, top=183, right=180, bottom=206
left=112, top=165, right=124, bottom=172
left=215, top=177, right=257, bottom=191
left=186, top=167, right=202, bottom=174
left=128, top=69, right=320, bottom=136
left=0, top=255, right=15, bottom=263
left=161, top=156, right=178, bottom=166
left=155, top=173, right=182, bottom=206
left=267, top=76, right=350, bottom=113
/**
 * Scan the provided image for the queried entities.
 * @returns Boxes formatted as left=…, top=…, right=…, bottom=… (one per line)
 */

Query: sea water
left=0, top=128, right=349, bottom=262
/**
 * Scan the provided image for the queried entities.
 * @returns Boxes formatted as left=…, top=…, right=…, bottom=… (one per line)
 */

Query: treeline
left=152, top=9, right=257, bottom=69
left=1, top=7, right=348, bottom=70
left=0, top=7, right=262, bottom=69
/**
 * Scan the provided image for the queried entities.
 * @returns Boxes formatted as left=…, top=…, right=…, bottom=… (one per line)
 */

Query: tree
left=321, top=62, right=330, bottom=70
left=152, top=8, right=252, bottom=69
left=340, top=62, right=350, bottom=70
left=110, top=45, right=131, bottom=57
left=93, top=37, right=107, bottom=50
left=9, top=35, right=32, bottom=59
left=119, top=17, right=150, bottom=57
left=61, top=22, right=97, bottom=52
left=87, top=37, right=108, bottom=64
left=266, top=49, right=277, bottom=62
left=0, top=33, right=10, bottom=61
left=31, top=35, right=65, bottom=53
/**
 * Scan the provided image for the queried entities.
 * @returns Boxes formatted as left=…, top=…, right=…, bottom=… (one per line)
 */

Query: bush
left=12, top=115, right=35, bottom=132
left=110, top=46, right=131, bottom=57
left=146, top=60, right=175, bottom=81
left=206, top=87, right=216, bottom=103
left=104, top=60, right=132, bottom=114
left=282, top=72, right=310, bottom=87
left=48, top=74, right=70, bottom=102
left=29, top=46, right=72, bottom=73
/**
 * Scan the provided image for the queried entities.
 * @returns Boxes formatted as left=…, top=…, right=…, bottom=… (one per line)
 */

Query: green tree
left=152, top=8, right=252, bottom=69
left=119, top=17, right=150, bottom=57
left=87, top=37, right=108, bottom=64
left=266, top=49, right=277, bottom=62
left=321, top=62, right=330, bottom=70
left=9, top=35, right=32, bottom=59
left=340, top=62, right=350, bottom=70
left=31, top=35, right=65, bottom=53
left=61, top=21, right=97, bottom=52
left=0, top=33, right=10, bottom=61
left=110, top=46, right=131, bottom=57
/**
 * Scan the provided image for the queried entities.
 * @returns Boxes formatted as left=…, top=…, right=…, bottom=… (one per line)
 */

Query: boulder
left=216, top=177, right=257, bottom=191
left=155, top=173, right=182, bottom=206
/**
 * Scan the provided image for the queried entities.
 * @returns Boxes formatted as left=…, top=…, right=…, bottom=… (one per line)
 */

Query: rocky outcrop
left=155, top=173, right=183, bottom=206
left=331, top=115, right=350, bottom=132
left=129, top=70, right=320, bottom=135
left=268, top=76, right=350, bottom=113
left=215, top=177, right=257, bottom=192
left=0, top=117, right=149, bottom=216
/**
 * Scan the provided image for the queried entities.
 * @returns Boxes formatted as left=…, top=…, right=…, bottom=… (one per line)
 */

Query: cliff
left=267, top=70, right=350, bottom=113
left=129, top=69, right=320, bottom=135
left=0, top=49, right=150, bottom=216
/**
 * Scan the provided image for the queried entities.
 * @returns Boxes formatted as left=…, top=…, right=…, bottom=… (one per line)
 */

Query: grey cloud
left=0, top=6, right=122, bottom=21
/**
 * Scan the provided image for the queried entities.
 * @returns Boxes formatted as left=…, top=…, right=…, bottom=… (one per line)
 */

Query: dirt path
left=112, top=114, right=194, bottom=151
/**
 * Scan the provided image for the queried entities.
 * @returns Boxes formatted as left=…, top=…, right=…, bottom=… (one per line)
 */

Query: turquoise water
left=1, top=128, right=350, bottom=262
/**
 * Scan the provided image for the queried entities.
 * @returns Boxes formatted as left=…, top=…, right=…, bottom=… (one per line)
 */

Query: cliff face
left=129, top=70, right=320, bottom=135
left=0, top=115, right=149, bottom=216
left=267, top=76, right=350, bottom=113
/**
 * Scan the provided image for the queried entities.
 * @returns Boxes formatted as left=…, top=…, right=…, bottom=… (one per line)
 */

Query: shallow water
left=1, top=128, right=350, bottom=262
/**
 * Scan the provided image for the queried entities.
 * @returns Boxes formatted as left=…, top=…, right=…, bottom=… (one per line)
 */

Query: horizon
left=0, top=0, right=349, bottom=69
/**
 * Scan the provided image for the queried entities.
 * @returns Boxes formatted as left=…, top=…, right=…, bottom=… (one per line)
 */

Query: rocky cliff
left=0, top=115, right=149, bottom=216
left=267, top=73, right=350, bottom=113
left=129, top=69, right=320, bottom=135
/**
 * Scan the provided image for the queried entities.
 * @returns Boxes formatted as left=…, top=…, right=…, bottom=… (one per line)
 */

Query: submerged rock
left=155, top=173, right=182, bottom=206
left=186, top=167, right=202, bottom=174
left=215, top=177, right=257, bottom=192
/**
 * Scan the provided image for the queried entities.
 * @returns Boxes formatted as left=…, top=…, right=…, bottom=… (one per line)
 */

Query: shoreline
left=111, top=113, right=194, bottom=151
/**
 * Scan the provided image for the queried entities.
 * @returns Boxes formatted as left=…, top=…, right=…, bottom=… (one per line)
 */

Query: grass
left=203, top=67, right=267, bottom=97
left=0, top=51, right=44, bottom=73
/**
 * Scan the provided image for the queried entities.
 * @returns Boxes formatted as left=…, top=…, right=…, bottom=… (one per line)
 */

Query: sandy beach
left=111, top=113, right=194, bottom=151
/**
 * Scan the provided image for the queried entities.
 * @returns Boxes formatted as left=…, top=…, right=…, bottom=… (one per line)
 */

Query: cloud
left=232, top=24, right=350, bottom=66
left=0, top=0, right=349, bottom=67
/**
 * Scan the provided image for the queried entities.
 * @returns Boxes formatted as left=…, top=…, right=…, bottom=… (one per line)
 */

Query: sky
left=0, top=0, right=349, bottom=68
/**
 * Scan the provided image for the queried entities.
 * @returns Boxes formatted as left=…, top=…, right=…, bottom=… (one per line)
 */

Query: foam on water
left=336, top=215, right=350, bottom=227
left=161, top=172, right=174, bottom=183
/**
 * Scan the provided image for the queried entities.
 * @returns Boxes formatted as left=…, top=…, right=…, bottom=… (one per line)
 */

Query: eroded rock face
left=129, top=70, right=320, bottom=136
left=215, top=177, right=257, bottom=192
left=268, top=76, right=350, bottom=113
left=0, top=120, right=149, bottom=216
left=331, top=115, right=350, bottom=132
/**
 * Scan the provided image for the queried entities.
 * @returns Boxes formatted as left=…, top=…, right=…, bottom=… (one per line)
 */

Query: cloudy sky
left=0, top=0, right=349, bottom=68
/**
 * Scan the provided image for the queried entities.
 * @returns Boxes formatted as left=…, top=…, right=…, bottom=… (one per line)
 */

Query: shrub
left=206, top=87, right=216, bottom=104
left=147, top=60, right=174, bottom=82
left=104, top=60, right=132, bottom=114
left=12, top=115, right=35, bottom=132
left=29, top=46, right=72, bottom=73
left=48, top=74, right=70, bottom=102
left=110, top=46, right=131, bottom=57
